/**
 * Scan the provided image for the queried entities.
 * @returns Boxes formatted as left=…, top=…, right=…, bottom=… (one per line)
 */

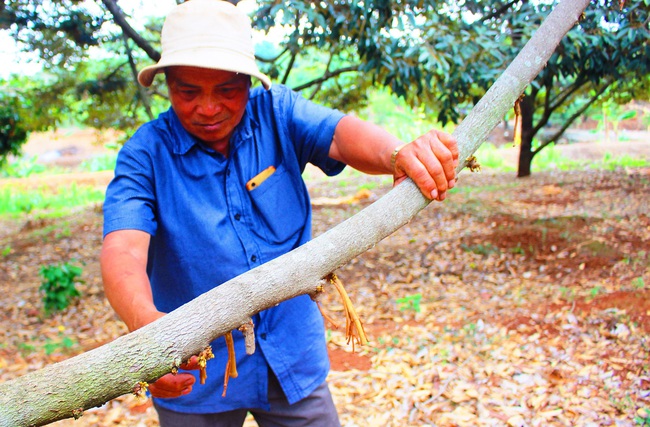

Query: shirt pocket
left=247, top=163, right=307, bottom=244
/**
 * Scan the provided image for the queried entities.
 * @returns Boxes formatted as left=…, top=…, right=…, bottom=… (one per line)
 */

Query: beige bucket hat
left=137, top=0, right=271, bottom=89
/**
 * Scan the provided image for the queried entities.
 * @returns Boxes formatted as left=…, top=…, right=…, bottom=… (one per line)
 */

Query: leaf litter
left=0, top=168, right=648, bottom=426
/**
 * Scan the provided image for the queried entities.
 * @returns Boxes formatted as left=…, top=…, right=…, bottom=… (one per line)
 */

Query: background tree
left=0, top=3, right=591, bottom=424
left=249, top=0, right=650, bottom=177
left=1, top=0, right=647, bottom=176
left=0, top=0, right=165, bottom=158
left=0, top=89, right=28, bottom=166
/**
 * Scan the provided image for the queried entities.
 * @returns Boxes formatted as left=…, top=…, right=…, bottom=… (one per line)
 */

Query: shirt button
left=260, top=333, right=267, bottom=340
left=234, top=213, right=241, bottom=221
left=251, top=255, right=257, bottom=263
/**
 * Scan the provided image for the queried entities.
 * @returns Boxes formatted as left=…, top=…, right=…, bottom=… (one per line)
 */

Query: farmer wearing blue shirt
left=101, top=1, right=458, bottom=426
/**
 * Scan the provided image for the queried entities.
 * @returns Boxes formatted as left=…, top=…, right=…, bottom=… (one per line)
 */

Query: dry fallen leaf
left=1, top=165, right=649, bottom=427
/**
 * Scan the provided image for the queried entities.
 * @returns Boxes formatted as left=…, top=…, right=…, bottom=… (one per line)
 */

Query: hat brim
left=138, top=51, right=271, bottom=89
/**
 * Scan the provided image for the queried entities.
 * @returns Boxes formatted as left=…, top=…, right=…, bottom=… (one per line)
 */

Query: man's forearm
left=330, top=114, right=459, bottom=201
left=101, top=230, right=162, bottom=331
left=329, top=115, right=402, bottom=175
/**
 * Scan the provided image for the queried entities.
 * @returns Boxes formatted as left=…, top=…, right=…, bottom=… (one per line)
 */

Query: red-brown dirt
left=0, top=128, right=649, bottom=426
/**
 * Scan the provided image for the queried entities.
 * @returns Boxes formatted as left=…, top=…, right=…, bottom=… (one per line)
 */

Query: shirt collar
left=167, top=106, right=259, bottom=156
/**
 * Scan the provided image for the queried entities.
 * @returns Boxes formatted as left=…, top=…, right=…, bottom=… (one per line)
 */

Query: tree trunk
left=0, top=1, right=591, bottom=425
left=517, top=91, right=537, bottom=177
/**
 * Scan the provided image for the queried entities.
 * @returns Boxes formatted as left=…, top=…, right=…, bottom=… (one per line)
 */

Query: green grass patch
left=29, top=221, right=71, bottom=241
left=531, top=144, right=583, bottom=172
left=359, top=181, right=379, bottom=191
left=451, top=181, right=519, bottom=195
left=599, top=152, right=649, bottom=171
left=473, top=142, right=649, bottom=174
left=473, top=143, right=517, bottom=172
left=461, top=242, right=500, bottom=256
left=79, top=153, right=117, bottom=172
left=1, top=156, right=49, bottom=178
left=0, top=183, right=104, bottom=219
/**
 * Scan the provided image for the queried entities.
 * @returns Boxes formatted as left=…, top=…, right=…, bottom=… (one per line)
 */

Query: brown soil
left=1, top=128, right=649, bottom=426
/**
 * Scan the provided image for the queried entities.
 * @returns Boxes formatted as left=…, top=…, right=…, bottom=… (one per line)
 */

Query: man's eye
left=221, top=85, right=246, bottom=98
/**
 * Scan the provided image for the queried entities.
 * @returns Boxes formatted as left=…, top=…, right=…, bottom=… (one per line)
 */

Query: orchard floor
left=0, top=130, right=649, bottom=426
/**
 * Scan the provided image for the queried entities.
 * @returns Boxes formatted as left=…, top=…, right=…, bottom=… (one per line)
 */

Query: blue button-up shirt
left=103, top=84, right=346, bottom=413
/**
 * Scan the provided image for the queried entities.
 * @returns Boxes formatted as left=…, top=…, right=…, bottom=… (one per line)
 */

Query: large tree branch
left=308, top=53, right=335, bottom=100
left=122, top=33, right=154, bottom=121
left=256, top=46, right=290, bottom=63
left=280, top=13, right=303, bottom=85
left=531, top=74, right=588, bottom=136
left=479, top=0, right=521, bottom=23
left=100, top=0, right=161, bottom=62
left=530, top=68, right=589, bottom=137
left=281, top=49, right=298, bottom=85
left=0, top=1, right=591, bottom=425
left=535, top=79, right=612, bottom=153
left=531, top=78, right=573, bottom=136
left=292, top=65, right=360, bottom=92
left=547, top=74, right=588, bottom=112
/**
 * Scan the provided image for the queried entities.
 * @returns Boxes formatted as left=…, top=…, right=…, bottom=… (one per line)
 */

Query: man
left=101, top=0, right=458, bottom=426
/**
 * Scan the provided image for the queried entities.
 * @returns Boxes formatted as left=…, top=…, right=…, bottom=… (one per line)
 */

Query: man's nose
left=198, top=94, right=223, bottom=116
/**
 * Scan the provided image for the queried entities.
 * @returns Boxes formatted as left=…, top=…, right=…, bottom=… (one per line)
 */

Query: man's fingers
left=435, top=130, right=459, bottom=167
left=148, top=355, right=202, bottom=398
left=427, top=133, right=458, bottom=183
left=393, top=129, right=458, bottom=201
left=396, top=152, right=447, bottom=201
left=180, top=355, right=201, bottom=370
left=148, top=372, right=196, bottom=399
left=416, top=149, right=449, bottom=197
left=415, top=132, right=456, bottom=196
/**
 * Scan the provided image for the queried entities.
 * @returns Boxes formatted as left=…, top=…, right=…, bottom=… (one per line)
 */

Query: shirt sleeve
left=275, top=86, right=347, bottom=176
left=102, top=135, right=158, bottom=238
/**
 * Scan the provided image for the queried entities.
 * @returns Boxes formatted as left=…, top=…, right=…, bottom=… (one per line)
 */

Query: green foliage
left=510, top=244, right=526, bottom=255
left=588, top=285, right=604, bottom=300
left=0, top=183, right=105, bottom=218
left=0, top=90, right=30, bottom=165
left=600, top=153, right=650, bottom=171
left=79, top=152, right=117, bottom=172
left=1, top=0, right=167, bottom=154
left=2, top=0, right=648, bottom=179
left=43, top=328, right=77, bottom=355
left=395, top=293, right=422, bottom=313
left=0, top=155, right=46, bottom=178
left=14, top=326, right=78, bottom=356
left=470, top=142, right=649, bottom=174
left=531, top=144, right=580, bottom=172
left=635, top=411, right=650, bottom=426
left=461, top=243, right=500, bottom=256
left=472, top=144, right=517, bottom=173
left=253, top=0, right=649, bottom=176
left=253, top=0, right=451, bottom=112
left=559, top=286, right=577, bottom=302
left=632, top=277, right=645, bottom=290
left=358, top=89, right=449, bottom=141
left=38, top=261, right=83, bottom=314
left=1, top=1, right=104, bottom=67
left=17, top=341, right=37, bottom=356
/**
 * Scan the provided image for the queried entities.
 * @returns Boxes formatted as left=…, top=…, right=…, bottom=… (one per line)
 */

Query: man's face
left=166, top=66, right=251, bottom=153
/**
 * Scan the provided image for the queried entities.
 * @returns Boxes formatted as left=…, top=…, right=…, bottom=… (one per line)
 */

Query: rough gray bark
left=0, top=0, right=590, bottom=425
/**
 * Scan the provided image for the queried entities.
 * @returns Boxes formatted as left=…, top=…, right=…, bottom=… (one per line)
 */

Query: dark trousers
left=154, top=373, right=341, bottom=427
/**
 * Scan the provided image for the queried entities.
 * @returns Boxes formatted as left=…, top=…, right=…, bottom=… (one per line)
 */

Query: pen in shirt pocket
left=246, top=165, right=276, bottom=191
